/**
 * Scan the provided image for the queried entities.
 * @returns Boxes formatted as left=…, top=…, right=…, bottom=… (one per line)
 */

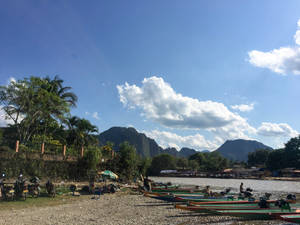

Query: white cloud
left=92, top=112, right=100, bottom=120
left=208, top=117, right=256, bottom=142
left=8, top=77, right=16, bottom=85
left=231, top=103, right=254, bottom=112
left=145, top=130, right=219, bottom=151
left=0, top=106, right=13, bottom=127
left=248, top=19, right=300, bottom=75
left=117, top=77, right=255, bottom=137
left=257, top=122, right=298, bottom=137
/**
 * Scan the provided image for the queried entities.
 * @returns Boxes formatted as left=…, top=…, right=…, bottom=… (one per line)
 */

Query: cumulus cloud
left=257, top=122, right=298, bottom=137
left=231, top=103, right=254, bottom=112
left=248, top=19, right=300, bottom=75
left=117, top=76, right=254, bottom=135
left=0, top=106, right=13, bottom=127
left=117, top=77, right=297, bottom=147
left=84, top=111, right=100, bottom=120
left=145, top=130, right=219, bottom=151
left=92, top=112, right=100, bottom=120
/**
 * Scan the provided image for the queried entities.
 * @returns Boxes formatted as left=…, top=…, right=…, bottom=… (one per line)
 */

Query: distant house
left=160, top=170, right=177, bottom=174
left=281, top=168, right=300, bottom=177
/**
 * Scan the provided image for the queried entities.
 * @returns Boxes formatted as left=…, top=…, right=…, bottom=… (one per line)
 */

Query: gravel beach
left=0, top=189, right=287, bottom=225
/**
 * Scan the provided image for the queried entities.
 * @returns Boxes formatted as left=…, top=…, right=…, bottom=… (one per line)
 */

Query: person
left=203, top=185, right=211, bottom=196
left=144, top=176, right=152, bottom=191
left=240, top=182, right=244, bottom=193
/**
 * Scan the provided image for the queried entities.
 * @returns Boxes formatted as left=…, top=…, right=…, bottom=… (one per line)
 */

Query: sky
left=1, top=0, right=300, bottom=151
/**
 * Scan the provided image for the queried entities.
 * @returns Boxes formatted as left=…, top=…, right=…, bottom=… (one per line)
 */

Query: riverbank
left=150, top=176, right=300, bottom=194
left=0, top=187, right=286, bottom=225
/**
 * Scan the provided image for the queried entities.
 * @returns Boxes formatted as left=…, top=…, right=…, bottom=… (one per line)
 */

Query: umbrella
left=98, top=170, right=118, bottom=179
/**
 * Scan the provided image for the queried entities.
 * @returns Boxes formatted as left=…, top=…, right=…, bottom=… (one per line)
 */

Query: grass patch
left=0, top=190, right=88, bottom=211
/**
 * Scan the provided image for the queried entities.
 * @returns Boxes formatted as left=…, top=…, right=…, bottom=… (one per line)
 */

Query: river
left=150, top=177, right=300, bottom=193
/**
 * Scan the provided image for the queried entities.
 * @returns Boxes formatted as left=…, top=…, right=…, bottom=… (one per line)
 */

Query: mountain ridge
left=98, top=126, right=272, bottom=161
left=215, top=139, right=273, bottom=161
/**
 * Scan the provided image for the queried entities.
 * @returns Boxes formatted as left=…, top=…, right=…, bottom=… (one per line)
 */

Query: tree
left=189, top=152, right=206, bottom=170
left=66, top=116, right=99, bottom=150
left=176, top=157, right=188, bottom=169
left=0, top=76, right=77, bottom=144
left=148, top=154, right=176, bottom=175
left=118, top=142, right=138, bottom=181
left=248, top=149, right=270, bottom=167
left=83, top=146, right=102, bottom=171
left=266, top=149, right=285, bottom=171
left=101, top=141, right=114, bottom=159
left=189, top=152, right=228, bottom=172
left=188, top=159, right=199, bottom=171
left=138, top=157, right=152, bottom=176
left=284, top=136, right=300, bottom=168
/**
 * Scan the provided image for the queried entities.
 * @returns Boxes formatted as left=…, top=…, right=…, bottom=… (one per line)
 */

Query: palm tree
left=45, top=75, right=78, bottom=108
left=66, top=116, right=99, bottom=156
left=38, top=76, right=78, bottom=144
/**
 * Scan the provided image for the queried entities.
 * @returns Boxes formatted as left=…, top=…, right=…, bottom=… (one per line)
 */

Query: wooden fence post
left=81, top=146, right=84, bottom=157
left=63, top=145, right=66, bottom=157
left=15, top=140, right=19, bottom=153
left=41, top=142, right=45, bottom=154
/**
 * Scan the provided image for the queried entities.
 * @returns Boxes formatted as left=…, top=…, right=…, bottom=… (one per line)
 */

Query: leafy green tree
left=66, top=116, right=99, bottom=150
left=148, top=154, right=176, bottom=175
left=248, top=149, right=270, bottom=167
left=189, top=152, right=206, bottom=170
left=0, top=76, right=77, bottom=144
left=188, top=159, right=199, bottom=171
left=118, top=141, right=138, bottom=181
left=44, top=75, right=77, bottom=108
left=138, top=157, right=152, bottom=176
left=284, top=136, right=300, bottom=168
left=83, top=146, right=102, bottom=171
left=101, top=141, right=115, bottom=159
left=266, top=149, right=286, bottom=171
left=176, top=157, right=188, bottom=169
left=189, top=152, right=228, bottom=172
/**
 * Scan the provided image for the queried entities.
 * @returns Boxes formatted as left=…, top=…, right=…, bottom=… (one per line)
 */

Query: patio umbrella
left=98, top=170, right=118, bottom=180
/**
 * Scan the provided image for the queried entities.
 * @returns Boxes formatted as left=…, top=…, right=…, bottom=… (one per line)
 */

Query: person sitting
left=203, top=185, right=211, bottom=196
left=239, top=182, right=244, bottom=193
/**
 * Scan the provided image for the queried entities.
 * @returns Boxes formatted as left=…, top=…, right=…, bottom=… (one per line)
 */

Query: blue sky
left=1, top=0, right=300, bottom=150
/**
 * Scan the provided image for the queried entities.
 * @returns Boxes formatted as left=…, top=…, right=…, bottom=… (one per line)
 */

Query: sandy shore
left=0, top=189, right=287, bottom=225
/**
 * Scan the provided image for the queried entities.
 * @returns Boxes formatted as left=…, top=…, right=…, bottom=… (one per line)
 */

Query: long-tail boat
left=186, top=198, right=296, bottom=205
left=279, top=214, right=300, bottom=223
left=174, top=195, right=236, bottom=202
left=145, top=192, right=236, bottom=202
left=175, top=203, right=300, bottom=213
left=215, top=208, right=300, bottom=220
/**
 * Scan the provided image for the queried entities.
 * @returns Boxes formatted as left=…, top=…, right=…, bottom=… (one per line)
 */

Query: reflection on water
left=150, top=177, right=300, bottom=193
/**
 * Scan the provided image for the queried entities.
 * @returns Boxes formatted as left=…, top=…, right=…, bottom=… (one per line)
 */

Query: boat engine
left=258, top=197, right=270, bottom=208
left=286, top=194, right=296, bottom=201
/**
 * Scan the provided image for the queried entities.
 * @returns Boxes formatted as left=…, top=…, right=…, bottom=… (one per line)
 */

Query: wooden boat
left=175, top=203, right=300, bottom=213
left=151, top=188, right=203, bottom=193
left=279, top=214, right=300, bottom=223
left=175, top=196, right=236, bottom=202
left=187, top=198, right=296, bottom=205
left=216, top=208, right=300, bottom=220
left=152, top=185, right=179, bottom=189
left=145, top=192, right=235, bottom=202
left=144, top=192, right=181, bottom=202
left=143, top=190, right=205, bottom=196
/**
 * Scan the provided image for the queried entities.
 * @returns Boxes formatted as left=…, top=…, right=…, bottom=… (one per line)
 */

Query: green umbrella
left=98, top=170, right=118, bottom=179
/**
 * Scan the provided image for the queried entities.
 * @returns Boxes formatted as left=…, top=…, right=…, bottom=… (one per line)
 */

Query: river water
left=150, top=177, right=300, bottom=193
